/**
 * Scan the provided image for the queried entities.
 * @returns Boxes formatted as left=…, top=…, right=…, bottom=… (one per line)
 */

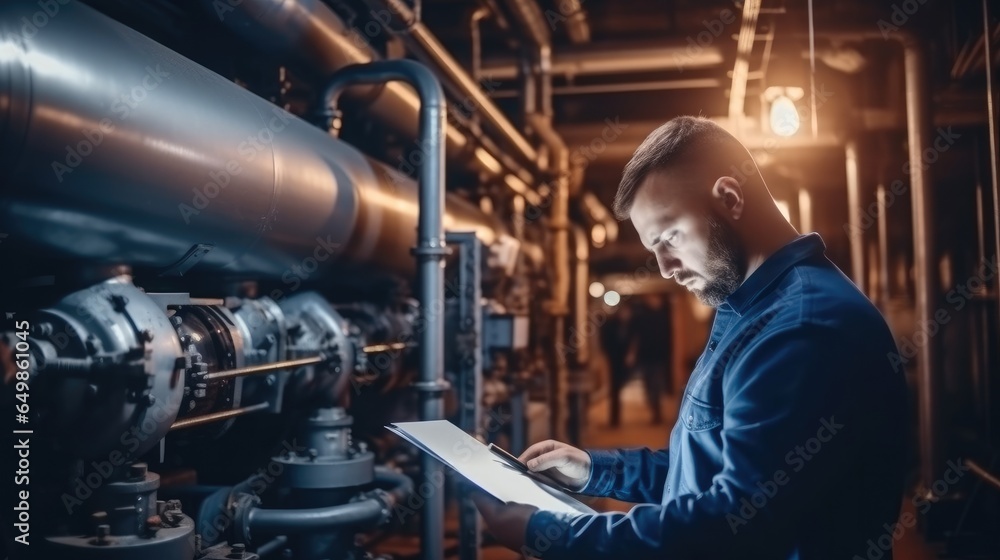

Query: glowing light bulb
left=770, top=95, right=800, bottom=137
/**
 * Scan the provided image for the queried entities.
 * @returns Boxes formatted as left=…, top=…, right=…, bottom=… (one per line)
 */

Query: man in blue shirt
left=474, top=116, right=908, bottom=559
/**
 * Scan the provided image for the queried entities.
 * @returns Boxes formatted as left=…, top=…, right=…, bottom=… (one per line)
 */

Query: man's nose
left=655, top=251, right=681, bottom=279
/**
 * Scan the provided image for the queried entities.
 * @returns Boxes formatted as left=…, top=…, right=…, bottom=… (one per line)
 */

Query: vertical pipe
left=983, top=0, right=999, bottom=449
left=845, top=140, right=865, bottom=289
left=551, top=168, right=570, bottom=442
left=321, top=60, right=448, bottom=560
left=447, top=232, right=483, bottom=560
left=901, top=37, right=942, bottom=491
left=567, top=226, right=590, bottom=446
left=975, top=169, right=991, bottom=443
left=877, top=184, right=891, bottom=305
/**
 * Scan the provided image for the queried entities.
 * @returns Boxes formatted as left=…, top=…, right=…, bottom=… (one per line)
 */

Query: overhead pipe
left=489, top=78, right=724, bottom=98
left=359, top=0, right=539, bottom=168
left=481, top=39, right=725, bottom=80
left=319, top=59, right=448, bottom=560
left=0, top=0, right=504, bottom=279
left=202, top=0, right=535, bottom=197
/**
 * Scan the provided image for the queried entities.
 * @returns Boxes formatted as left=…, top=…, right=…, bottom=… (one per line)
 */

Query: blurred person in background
left=628, top=294, right=672, bottom=424
left=599, top=303, right=633, bottom=427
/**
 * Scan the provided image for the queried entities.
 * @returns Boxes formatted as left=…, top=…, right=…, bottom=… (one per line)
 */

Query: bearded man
left=474, top=116, right=908, bottom=559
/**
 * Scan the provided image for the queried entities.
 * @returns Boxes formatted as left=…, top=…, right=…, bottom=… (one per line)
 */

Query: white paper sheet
left=387, top=420, right=596, bottom=516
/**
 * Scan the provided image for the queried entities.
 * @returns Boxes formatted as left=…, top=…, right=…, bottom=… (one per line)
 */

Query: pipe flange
left=272, top=451, right=375, bottom=489
left=410, top=246, right=452, bottom=257
left=231, top=492, right=261, bottom=547
left=356, top=489, right=393, bottom=525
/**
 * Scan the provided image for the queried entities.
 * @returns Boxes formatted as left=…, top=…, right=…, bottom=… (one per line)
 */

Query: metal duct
left=0, top=0, right=504, bottom=279
left=206, top=0, right=534, bottom=184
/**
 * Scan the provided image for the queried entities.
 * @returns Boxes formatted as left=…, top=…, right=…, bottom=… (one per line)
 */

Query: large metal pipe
left=898, top=31, right=941, bottom=496
left=202, top=0, right=527, bottom=192
left=0, top=0, right=503, bottom=279
left=481, top=39, right=725, bottom=80
left=320, top=60, right=448, bottom=560
left=360, top=0, right=538, bottom=168
left=246, top=465, right=413, bottom=536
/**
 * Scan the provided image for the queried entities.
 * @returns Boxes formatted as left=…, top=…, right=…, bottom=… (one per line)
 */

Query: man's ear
left=711, top=176, right=744, bottom=220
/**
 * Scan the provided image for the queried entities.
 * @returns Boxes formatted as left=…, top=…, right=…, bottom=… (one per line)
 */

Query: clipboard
left=386, top=420, right=596, bottom=515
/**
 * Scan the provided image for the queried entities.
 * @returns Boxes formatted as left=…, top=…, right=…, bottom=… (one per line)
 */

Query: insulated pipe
left=320, top=60, right=448, bottom=560
left=360, top=0, right=539, bottom=167
left=202, top=0, right=530, bottom=193
left=0, top=0, right=504, bottom=279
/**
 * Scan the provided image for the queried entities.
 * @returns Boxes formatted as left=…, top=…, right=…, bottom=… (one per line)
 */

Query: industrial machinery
left=0, top=0, right=583, bottom=558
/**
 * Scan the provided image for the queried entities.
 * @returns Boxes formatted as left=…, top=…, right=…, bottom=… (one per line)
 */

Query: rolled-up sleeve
left=524, top=324, right=858, bottom=559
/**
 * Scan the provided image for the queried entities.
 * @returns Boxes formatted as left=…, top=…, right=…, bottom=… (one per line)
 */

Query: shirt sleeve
left=524, top=324, right=860, bottom=559
left=578, top=448, right=671, bottom=503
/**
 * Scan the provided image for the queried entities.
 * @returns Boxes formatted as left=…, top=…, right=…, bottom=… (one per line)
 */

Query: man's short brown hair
left=612, top=116, right=754, bottom=220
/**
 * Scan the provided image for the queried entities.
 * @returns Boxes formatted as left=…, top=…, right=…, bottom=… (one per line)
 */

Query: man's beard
left=691, top=215, right=745, bottom=307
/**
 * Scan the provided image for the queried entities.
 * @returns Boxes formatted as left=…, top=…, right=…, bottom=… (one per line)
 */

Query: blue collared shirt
left=526, top=233, right=907, bottom=559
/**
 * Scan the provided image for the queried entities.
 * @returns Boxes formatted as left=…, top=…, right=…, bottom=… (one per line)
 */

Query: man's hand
left=519, top=440, right=591, bottom=491
left=472, top=491, right=537, bottom=552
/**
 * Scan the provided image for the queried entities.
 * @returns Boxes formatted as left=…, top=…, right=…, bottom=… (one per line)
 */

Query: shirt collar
left=722, top=233, right=826, bottom=316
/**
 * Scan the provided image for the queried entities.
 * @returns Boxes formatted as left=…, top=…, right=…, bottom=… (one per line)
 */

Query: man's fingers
left=525, top=448, right=573, bottom=472
left=518, top=439, right=562, bottom=463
